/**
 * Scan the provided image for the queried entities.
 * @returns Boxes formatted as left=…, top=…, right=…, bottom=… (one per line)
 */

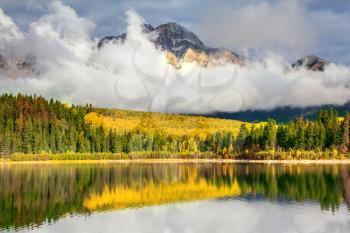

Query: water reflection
left=0, top=162, right=349, bottom=231
left=9, top=199, right=350, bottom=233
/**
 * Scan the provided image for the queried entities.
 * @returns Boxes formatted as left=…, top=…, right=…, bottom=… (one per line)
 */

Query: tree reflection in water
left=0, top=163, right=349, bottom=230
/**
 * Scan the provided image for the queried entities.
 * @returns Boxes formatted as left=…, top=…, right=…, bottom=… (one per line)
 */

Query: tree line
left=236, top=109, right=349, bottom=155
left=0, top=94, right=231, bottom=156
left=0, top=94, right=349, bottom=159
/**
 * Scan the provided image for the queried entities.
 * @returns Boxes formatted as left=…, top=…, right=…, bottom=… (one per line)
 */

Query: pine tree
left=261, top=119, right=277, bottom=150
left=188, top=137, right=198, bottom=153
left=276, top=125, right=288, bottom=150
left=23, top=119, right=34, bottom=153
left=340, top=114, right=350, bottom=154
left=235, top=124, right=249, bottom=150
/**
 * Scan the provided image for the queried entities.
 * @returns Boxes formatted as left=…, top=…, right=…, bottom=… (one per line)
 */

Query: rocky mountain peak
left=292, top=55, right=329, bottom=71
left=97, top=22, right=331, bottom=71
left=153, top=22, right=207, bottom=59
left=98, top=21, right=246, bottom=68
left=0, top=54, right=36, bottom=79
left=155, top=22, right=204, bottom=45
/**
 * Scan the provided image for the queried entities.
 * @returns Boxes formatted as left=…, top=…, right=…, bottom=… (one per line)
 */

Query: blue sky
left=1, top=0, right=350, bottom=64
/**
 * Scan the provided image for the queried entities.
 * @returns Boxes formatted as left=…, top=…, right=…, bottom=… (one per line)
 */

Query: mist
left=195, top=1, right=317, bottom=57
left=0, top=1, right=350, bottom=114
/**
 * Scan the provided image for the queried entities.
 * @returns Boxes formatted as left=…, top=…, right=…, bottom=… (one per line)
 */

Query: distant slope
left=85, top=108, right=248, bottom=139
left=204, top=103, right=350, bottom=123
left=0, top=93, right=248, bottom=157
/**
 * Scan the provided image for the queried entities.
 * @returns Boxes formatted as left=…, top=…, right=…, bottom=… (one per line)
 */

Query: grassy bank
left=1, top=149, right=350, bottom=162
left=237, top=149, right=350, bottom=160
left=2, top=151, right=216, bottom=162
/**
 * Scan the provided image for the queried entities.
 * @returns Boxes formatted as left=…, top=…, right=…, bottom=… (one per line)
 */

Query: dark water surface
left=0, top=162, right=349, bottom=233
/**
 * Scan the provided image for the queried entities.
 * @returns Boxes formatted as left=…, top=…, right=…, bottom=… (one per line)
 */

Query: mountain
left=98, top=22, right=329, bottom=71
left=97, top=22, right=339, bottom=122
left=0, top=54, right=36, bottom=79
left=98, top=22, right=246, bottom=68
left=0, top=22, right=331, bottom=79
left=292, top=55, right=329, bottom=71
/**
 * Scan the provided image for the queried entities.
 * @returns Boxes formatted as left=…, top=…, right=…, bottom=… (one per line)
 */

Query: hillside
left=0, top=93, right=247, bottom=158
left=1, top=93, right=349, bottom=161
left=85, top=109, right=246, bottom=139
left=207, top=103, right=350, bottom=123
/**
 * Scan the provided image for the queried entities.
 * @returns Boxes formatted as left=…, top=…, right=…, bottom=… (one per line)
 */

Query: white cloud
left=9, top=199, right=350, bottom=233
left=2, top=1, right=350, bottom=63
left=1, top=1, right=350, bottom=114
left=0, top=8, right=23, bottom=49
left=195, top=1, right=318, bottom=57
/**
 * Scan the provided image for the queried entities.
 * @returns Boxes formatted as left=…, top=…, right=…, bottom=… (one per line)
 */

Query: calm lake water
left=0, top=162, right=349, bottom=233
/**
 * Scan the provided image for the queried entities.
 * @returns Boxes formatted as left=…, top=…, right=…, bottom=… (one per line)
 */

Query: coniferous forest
left=0, top=93, right=349, bottom=160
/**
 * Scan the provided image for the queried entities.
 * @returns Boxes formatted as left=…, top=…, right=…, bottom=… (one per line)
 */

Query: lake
left=0, top=162, right=349, bottom=233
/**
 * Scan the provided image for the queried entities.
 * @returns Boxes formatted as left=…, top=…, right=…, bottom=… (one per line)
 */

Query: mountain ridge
left=0, top=22, right=331, bottom=79
left=98, top=21, right=328, bottom=70
left=99, top=22, right=245, bottom=68
left=204, top=102, right=350, bottom=123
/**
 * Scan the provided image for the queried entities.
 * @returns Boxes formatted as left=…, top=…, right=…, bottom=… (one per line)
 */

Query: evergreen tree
left=340, top=114, right=350, bottom=153
left=22, top=119, right=34, bottom=153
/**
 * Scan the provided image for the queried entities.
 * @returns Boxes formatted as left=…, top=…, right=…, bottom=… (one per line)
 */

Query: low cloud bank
left=0, top=1, right=350, bottom=114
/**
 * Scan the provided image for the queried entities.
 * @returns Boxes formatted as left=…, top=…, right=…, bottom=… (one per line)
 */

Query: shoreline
left=2, top=159, right=350, bottom=165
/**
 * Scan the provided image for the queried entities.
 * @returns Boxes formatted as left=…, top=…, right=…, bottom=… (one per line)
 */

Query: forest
left=0, top=93, right=349, bottom=160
